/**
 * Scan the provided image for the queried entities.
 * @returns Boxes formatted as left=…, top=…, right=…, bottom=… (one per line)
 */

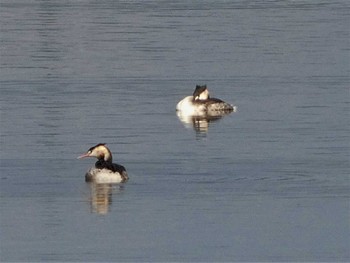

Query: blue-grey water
left=1, top=0, right=349, bottom=262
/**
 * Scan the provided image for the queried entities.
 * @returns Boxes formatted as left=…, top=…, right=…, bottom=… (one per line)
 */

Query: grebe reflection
left=88, top=183, right=125, bottom=215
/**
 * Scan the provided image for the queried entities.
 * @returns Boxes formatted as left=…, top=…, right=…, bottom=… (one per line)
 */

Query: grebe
left=176, top=85, right=235, bottom=116
left=78, top=143, right=128, bottom=183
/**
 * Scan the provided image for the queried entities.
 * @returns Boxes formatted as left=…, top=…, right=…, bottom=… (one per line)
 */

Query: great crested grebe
left=78, top=143, right=128, bottom=183
left=176, top=85, right=235, bottom=115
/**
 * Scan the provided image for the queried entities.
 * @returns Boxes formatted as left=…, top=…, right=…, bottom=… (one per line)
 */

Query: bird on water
left=176, top=85, right=235, bottom=115
left=78, top=143, right=128, bottom=183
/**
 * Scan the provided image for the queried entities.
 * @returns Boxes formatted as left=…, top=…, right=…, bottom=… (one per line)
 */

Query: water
left=1, top=0, right=349, bottom=261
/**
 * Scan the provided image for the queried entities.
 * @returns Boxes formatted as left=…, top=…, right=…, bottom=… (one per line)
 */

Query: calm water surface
left=1, top=0, right=349, bottom=262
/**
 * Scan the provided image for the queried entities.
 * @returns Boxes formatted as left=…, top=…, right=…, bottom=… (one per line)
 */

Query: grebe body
left=176, top=85, right=234, bottom=115
left=78, top=143, right=128, bottom=183
left=176, top=96, right=206, bottom=115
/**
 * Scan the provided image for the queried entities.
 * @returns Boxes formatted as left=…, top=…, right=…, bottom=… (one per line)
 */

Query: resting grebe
left=78, top=143, right=128, bottom=183
left=176, top=85, right=234, bottom=115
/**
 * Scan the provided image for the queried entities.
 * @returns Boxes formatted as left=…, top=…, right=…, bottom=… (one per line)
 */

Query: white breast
left=87, top=168, right=124, bottom=184
left=176, top=96, right=206, bottom=115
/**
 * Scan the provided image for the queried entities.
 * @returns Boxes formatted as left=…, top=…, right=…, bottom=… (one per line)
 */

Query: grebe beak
left=77, top=153, right=90, bottom=159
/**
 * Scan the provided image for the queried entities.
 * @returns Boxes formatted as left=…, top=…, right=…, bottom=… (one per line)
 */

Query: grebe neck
left=101, top=148, right=112, bottom=162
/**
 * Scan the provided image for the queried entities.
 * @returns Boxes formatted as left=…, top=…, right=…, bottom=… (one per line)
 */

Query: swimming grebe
left=78, top=143, right=128, bottom=183
left=176, top=85, right=235, bottom=115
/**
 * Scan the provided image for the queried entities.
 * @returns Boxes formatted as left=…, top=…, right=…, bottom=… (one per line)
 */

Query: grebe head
left=78, top=143, right=112, bottom=162
left=193, top=85, right=210, bottom=101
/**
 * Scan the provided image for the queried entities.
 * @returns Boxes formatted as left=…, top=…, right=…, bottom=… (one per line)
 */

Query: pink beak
left=77, top=153, right=90, bottom=159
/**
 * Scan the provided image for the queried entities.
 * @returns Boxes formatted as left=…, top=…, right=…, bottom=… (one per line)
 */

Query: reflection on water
left=88, top=183, right=125, bottom=215
left=176, top=107, right=236, bottom=136
left=1, top=0, right=349, bottom=261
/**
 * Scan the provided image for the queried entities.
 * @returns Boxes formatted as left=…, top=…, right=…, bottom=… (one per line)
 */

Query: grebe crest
left=78, top=143, right=128, bottom=184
